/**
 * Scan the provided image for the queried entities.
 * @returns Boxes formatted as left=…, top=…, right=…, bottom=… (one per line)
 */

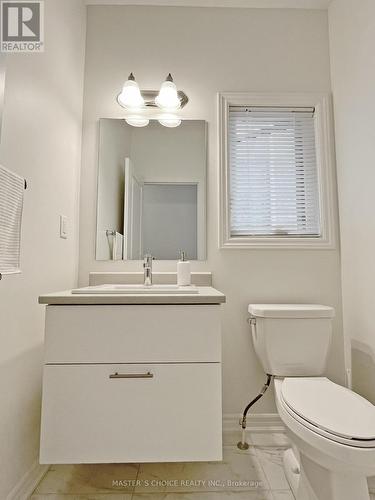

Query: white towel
left=112, top=231, right=123, bottom=260
left=0, top=165, right=25, bottom=275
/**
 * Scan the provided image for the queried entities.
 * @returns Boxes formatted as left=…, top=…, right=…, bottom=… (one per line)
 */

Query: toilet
left=248, top=304, right=375, bottom=500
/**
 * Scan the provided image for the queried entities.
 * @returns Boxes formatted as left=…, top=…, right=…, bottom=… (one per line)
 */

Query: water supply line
left=237, top=373, right=273, bottom=450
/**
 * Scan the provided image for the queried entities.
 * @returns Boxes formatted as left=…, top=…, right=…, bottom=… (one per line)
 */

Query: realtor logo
left=1, top=1, right=44, bottom=52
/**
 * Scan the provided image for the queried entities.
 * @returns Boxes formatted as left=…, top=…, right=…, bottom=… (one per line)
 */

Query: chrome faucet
left=143, top=254, right=154, bottom=286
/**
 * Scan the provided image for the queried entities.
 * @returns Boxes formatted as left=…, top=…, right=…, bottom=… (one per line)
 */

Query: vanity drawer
left=40, top=362, right=222, bottom=464
left=44, top=305, right=221, bottom=363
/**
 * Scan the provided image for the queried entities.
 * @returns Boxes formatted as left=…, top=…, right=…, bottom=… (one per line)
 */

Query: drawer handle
left=109, top=371, right=154, bottom=379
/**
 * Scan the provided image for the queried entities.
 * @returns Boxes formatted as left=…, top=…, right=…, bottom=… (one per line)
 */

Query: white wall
left=79, top=5, right=345, bottom=414
left=0, top=0, right=86, bottom=497
left=329, top=0, right=375, bottom=402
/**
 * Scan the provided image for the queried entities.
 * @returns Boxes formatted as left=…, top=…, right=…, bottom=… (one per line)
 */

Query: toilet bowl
left=248, top=304, right=375, bottom=500
left=275, top=377, right=375, bottom=500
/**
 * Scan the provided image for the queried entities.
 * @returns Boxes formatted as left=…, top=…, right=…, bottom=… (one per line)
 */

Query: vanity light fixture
left=116, top=72, right=188, bottom=128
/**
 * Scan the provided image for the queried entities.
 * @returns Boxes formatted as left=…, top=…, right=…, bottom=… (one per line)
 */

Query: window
left=218, top=93, right=335, bottom=249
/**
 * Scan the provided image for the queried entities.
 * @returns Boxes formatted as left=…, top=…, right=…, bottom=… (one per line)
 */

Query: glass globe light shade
left=117, top=74, right=144, bottom=109
left=155, top=74, right=181, bottom=110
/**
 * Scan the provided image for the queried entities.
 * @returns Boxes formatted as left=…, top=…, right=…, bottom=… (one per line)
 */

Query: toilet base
left=283, top=447, right=370, bottom=500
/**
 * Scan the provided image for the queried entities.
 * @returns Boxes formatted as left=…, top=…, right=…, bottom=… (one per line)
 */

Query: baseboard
left=223, top=412, right=285, bottom=433
left=6, top=460, right=49, bottom=500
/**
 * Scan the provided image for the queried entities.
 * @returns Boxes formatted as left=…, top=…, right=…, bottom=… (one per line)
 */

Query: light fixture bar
left=117, top=89, right=188, bottom=109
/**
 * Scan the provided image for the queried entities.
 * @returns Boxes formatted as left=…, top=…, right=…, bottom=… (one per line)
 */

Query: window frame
left=218, top=92, right=336, bottom=249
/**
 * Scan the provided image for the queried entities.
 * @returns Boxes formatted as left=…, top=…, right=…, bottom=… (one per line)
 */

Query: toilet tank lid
left=248, top=304, right=335, bottom=319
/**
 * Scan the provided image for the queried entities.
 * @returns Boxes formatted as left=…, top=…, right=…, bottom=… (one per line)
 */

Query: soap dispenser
left=177, top=251, right=191, bottom=286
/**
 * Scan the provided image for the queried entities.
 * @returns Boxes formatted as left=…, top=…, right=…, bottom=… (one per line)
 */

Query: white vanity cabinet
left=39, top=302, right=223, bottom=464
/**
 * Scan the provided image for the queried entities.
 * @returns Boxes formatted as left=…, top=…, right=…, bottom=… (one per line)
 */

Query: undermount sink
left=71, top=284, right=199, bottom=295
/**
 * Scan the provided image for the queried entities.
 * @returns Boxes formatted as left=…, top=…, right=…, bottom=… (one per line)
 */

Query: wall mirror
left=96, top=119, right=207, bottom=260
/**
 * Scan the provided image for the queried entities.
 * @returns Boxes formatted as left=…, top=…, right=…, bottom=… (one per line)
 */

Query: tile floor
left=31, top=432, right=375, bottom=500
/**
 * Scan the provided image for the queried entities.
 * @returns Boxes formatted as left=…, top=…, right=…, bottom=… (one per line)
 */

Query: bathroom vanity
left=38, top=274, right=225, bottom=465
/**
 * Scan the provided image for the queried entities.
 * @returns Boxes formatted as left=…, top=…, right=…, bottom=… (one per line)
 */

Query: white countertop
left=38, top=286, right=226, bottom=305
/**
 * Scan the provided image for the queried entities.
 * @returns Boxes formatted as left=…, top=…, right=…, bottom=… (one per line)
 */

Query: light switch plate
left=60, top=215, right=68, bottom=239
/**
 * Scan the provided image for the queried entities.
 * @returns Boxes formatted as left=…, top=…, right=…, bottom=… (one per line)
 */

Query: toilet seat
left=280, top=377, right=375, bottom=448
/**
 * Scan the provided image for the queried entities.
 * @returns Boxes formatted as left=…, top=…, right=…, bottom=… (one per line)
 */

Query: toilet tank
left=248, top=304, right=334, bottom=377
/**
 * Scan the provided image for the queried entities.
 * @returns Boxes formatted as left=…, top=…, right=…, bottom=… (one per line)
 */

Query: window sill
left=220, top=235, right=335, bottom=250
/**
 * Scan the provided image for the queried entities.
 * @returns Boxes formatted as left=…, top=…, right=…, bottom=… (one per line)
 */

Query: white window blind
left=229, top=106, right=321, bottom=237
